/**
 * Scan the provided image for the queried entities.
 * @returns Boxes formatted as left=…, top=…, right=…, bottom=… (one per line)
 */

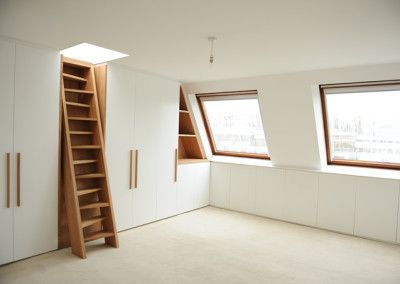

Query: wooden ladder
left=60, top=56, right=118, bottom=258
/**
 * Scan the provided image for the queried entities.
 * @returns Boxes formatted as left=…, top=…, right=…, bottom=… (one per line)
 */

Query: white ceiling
left=1, top=0, right=399, bottom=82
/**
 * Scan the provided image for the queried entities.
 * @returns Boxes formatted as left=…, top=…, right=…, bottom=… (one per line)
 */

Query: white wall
left=184, top=62, right=400, bottom=169
left=211, top=162, right=400, bottom=244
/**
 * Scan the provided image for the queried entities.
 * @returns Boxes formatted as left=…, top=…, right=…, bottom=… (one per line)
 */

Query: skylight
left=60, top=43, right=128, bottom=64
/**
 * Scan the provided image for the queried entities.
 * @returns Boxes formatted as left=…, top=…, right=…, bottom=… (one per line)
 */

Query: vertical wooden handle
left=134, top=150, right=138, bottom=189
left=6, top=153, right=10, bottom=208
left=174, top=149, right=178, bottom=182
left=129, top=150, right=133, bottom=190
left=16, top=153, right=21, bottom=207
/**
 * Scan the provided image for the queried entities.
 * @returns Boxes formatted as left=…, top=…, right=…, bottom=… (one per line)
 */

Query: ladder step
left=63, top=73, right=88, bottom=82
left=73, top=159, right=98, bottom=165
left=80, top=202, right=109, bottom=210
left=84, top=230, right=115, bottom=242
left=68, top=117, right=97, bottom=121
left=75, top=173, right=105, bottom=179
left=65, top=88, right=94, bottom=95
left=69, top=131, right=94, bottom=135
left=66, top=102, right=91, bottom=108
left=77, top=188, right=103, bottom=196
left=81, top=216, right=106, bottom=228
left=72, top=145, right=101, bottom=150
left=63, top=58, right=92, bottom=69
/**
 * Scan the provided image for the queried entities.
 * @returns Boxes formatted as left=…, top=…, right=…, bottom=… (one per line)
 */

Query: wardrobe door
left=155, top=79, right=179, bottom=220
left=0, top=39, right=15, bottom=265
left=194, top=162, right=210, bottom=209
left=106, top=64, right=135, bottom=231
left=13, top=44, right=60, bottom=260
left=133, top=72, right=159, bottom=226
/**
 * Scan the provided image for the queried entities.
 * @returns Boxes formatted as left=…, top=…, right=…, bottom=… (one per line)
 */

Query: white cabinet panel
left=194, top=163, right=210, bottom=208
left=106, top=65, right=135, bottom=231
left=133, top=73, right=159, bottom=226
left=177, top=164, right=195, bottom=214
left=155, top=80, right=179, bottom=220
left=229, top=165, right=256, bottom=214
left=398, top=196, right=400, bottom=243
left=355, top=177, right=399, bottom=242
left=13, top=44, right=59, bottom=260
left=255, top=167, right=285, bottom=220
left=210, top=163, right=230, bottom=208
left=0, top=39, right=15, bottom=265
left=283, top=170, right=318, bottom=226
left=317, top=174, right=357, bottom=234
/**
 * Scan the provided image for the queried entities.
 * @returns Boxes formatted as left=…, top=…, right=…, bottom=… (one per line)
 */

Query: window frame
left=196, top=90, right=270, bottom=160
left=320, top=80, right=400, bottom=170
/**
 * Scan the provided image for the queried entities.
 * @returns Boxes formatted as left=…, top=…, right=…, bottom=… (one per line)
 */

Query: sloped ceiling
left=1, top=0, right=399, bottom=82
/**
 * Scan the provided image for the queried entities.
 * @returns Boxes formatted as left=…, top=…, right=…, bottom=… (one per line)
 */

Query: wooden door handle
left=134, top=150, right=138, bottom=189
left=6, top=153, right=10, bottom=208
left=174, top=149, right=178, bottom=182
left=129, top=150, right=133, bottom=190
left=16, top=153, right=21, bottom=207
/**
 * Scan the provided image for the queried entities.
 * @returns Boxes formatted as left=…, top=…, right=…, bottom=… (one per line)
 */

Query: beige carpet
left=1, top=206, right=400, bottom=284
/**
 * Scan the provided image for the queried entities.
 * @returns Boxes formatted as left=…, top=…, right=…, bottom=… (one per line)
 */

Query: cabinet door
left=194, top=162, right=210, bottom=209
left=177, top=164, right=195, bottom=214
left=133, top=73, right=159, bottom=226
left=106, top=65, right=135, bottom=231
left=0, top=39, right=15, bottom=265
left=13, top=44, right=59, bottom=260
left=155, top=80, right=179, bottom=220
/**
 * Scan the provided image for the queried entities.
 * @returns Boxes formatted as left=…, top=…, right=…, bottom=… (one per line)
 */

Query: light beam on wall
left=60, top=43, right=129, bottom=64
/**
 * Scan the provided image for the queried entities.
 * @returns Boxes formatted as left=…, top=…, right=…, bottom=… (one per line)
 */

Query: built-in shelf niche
left=178, top=87, right=207, bottom=164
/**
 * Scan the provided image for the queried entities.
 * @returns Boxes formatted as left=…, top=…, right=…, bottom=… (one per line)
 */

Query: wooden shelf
left=73, top=159, right=98, bottom=165
left=177, top=86, right=205, bottom=160
left=178, top=158, right=208, bottom=164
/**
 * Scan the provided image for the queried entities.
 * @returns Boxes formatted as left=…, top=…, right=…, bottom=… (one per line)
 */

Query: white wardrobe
left=106, top=64, right=210, bottom=232
left=0, top=39, right=59, bottom=265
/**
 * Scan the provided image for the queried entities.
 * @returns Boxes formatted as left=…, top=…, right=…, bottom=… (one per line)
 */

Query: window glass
left=323, top=87, right=400, bottom=167
left=201, top=97, right=268, bottom=158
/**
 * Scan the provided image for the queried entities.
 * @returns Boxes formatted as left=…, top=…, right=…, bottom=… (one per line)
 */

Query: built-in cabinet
left=0, top=39, right=59, bottom=265
left=106, top=64, right=210, bottom=232
left=210, top=162, right=400, bottom=244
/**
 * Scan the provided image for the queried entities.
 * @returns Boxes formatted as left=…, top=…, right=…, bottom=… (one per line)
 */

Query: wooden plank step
left=63, top=73, right=87, bottom=82
left=68, top=117, right=97, bottom=121
left=77, top=188, right=103, bottom=196
left=64, top=88, right=94, bottom=94
left=72, top=145, right=101, bottom=150
left=179, top=134, right=197, bottom=137
left=75, top=173, right=105, bottom=179
left=79, top=202, right=109, bottom=210
left=69, top=131, right=94, bottom=135
left=84, top=231, right=115, bottom=242
left=73, top=159, right=98, bottom=165
left=81, top=216, right=106, bottom=228
left=63, top=58, right=92, bottom=69
left=66, top=102, right=91, bottom=108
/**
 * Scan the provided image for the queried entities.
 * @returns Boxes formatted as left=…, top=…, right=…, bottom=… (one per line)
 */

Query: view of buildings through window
left=202, top=98, right=268, bottom=156
left=325, top=90, right=400, bottom=165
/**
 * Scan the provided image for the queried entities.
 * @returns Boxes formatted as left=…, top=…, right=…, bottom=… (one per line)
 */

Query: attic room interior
left=0, top=0, right=400, bottom=283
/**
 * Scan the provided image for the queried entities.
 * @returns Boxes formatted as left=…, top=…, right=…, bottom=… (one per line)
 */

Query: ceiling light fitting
left=208, top=36, right=217, bottom=64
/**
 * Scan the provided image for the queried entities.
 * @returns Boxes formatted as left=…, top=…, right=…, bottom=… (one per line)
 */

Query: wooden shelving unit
left=178, top=87, right=207, bottom=164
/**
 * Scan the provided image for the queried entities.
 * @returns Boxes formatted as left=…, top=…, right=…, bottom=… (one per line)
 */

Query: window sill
left=210, top=156, right=400, bottom=180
